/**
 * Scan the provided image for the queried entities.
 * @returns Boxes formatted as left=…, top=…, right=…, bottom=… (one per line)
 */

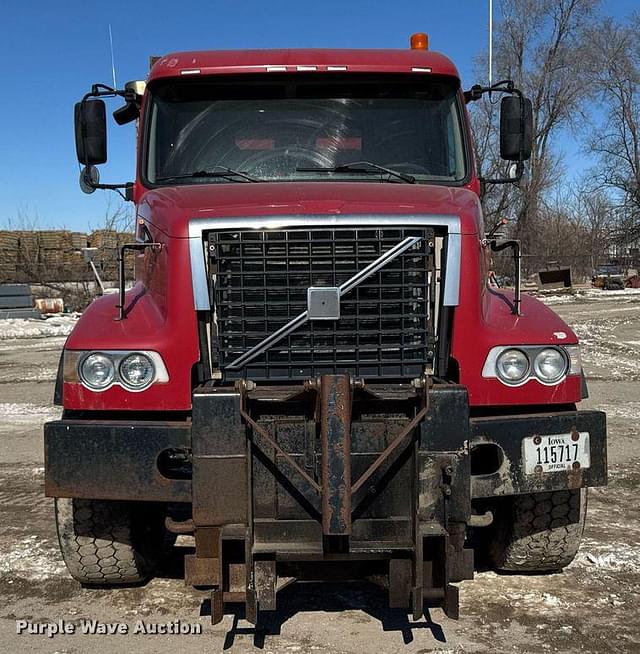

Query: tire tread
left=491, top=489, right=586, bottom=572
left=55, top=498, right=161, bottom=585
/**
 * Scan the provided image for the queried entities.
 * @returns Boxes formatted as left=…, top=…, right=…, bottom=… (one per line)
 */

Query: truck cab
left=45, top=38, right=606, bottom=624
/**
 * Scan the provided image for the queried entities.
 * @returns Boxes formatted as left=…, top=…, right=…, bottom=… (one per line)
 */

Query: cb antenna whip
left=108, top=24, right=117, bottom=89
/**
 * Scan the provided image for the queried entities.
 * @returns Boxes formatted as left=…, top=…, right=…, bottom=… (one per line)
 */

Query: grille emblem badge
left=307, top=287, right=341, bottom=320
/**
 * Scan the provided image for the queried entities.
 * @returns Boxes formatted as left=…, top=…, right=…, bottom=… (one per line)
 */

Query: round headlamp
left=496, top=348, right=529, bottom=384
left=533, top=348, right=567, bottom=383
left=79, top=353, right=115, bottom=390
left=119, top=353, right=155, bottom=389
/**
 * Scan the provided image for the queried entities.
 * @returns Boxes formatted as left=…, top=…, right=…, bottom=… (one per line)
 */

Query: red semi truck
left=45, top=34, right=607, bottom=624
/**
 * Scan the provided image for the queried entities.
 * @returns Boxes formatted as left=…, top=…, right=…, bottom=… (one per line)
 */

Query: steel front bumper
left=44, top=419, right=192, bottom=502
left=44, top=392, right=607, bottom=502
left=468, top=410, right=607, bottom=497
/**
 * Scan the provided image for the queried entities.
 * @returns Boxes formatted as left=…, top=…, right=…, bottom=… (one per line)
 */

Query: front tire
left=55, top=498, right=168, bottom=585
left=489, top=489, right=587, bottom=572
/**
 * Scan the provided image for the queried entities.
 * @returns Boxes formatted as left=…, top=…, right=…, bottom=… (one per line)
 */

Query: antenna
left=108, top=24, right=117, bottom=89
left=488, top=0, right=493, bottom=87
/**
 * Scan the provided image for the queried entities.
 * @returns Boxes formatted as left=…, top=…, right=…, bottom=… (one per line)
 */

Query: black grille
left=207, top=227, right=437, bottom=381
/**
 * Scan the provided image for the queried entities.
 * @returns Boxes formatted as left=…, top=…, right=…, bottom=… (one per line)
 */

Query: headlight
left=72, top=350, right=168, bottom=392
left=119, top=353, right=155, bottom=389
left=496, top=349, right=529, bottom=384
left=79, top=353, right=115, bottom=390
left=533, top=348, right=567, bottom=383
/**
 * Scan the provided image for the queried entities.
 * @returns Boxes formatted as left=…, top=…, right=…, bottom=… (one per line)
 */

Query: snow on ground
left=595, top=402, right=640, bottom=420
left=0, top=314, right=78, bottom=340
left=574, top=540, right=640, bottom=574
left=0, top=403, right=61, bottom=424
left=569, top=315, right=640, bottom=381
left=0, top=534, right=66, bottom=580
left=538, top=288, right=640, bottom=305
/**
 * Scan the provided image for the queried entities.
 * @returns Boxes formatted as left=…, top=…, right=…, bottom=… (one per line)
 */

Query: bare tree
left=90, top=196, right=134, bottom=234
left=472, top=0, right=600, bottom=270
left=570, top=184, right=618, bottom=272
left=584, top=15, right=640, bottom=225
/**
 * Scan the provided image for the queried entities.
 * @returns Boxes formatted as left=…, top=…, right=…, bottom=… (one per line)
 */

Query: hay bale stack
left=0, top=231, right=19, bottom=251
left=71, top=232, right=87, bottom=249
left=0, top=231, right=20, bottom=282
left=17, top=231, right=40, bottom=258
left=89, top=230, right=119, bottom=249
left=117, top=232, right=136, bottom=278
left=69, top=250, right=90, bottom=281
left=38, top=231, right=74, bottom=281
left=89, top=230, right=118, bottom=280
left=0, top=229, right=135, bottom=283
left=39, top=230, right=65, bottom=250
left=15, top=232, right=40, bottom=282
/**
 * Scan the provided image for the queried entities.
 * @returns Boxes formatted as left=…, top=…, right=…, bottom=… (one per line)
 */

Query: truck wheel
left=55, top=498, right=168, bottom=585
left=489, top=489, right=587, bottom=572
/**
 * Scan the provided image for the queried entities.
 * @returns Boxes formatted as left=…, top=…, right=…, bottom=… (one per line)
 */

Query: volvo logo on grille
left=307, top=287, right=341, bottom=320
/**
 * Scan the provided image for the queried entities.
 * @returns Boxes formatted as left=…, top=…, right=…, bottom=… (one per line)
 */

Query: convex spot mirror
left=79, top=165, right=100, bottom=194
left=74, top=99, right=107, bottom=166
left=500, top=96, right=533, bottom=161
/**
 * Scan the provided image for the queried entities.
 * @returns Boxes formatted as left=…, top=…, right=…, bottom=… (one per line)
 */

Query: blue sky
left=0, top=1, right=636, bottom=231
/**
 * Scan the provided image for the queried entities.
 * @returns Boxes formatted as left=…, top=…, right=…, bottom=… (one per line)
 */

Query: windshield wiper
left=296, top=161, right=415, bottom=184
left=155, top=166, right=261, bottom=183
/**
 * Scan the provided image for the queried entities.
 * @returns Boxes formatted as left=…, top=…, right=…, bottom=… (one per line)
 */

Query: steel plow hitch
left=237, top=375, right=428, bottom=539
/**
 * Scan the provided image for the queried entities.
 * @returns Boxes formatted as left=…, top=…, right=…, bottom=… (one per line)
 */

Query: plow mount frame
left=188, top=375, right=473, bottom=625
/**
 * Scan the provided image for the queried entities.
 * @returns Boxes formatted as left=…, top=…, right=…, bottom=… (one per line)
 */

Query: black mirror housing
left=500, top=96, right=532, bottom=161
left=74, top=99, right=107, bottom=165
left=113, top=101, right=139, bottom=126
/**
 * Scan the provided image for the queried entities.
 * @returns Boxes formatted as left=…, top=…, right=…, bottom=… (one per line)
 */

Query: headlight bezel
left=72, top=350, right=168, bottom=392
left=482, top=344, right=577, bottom=387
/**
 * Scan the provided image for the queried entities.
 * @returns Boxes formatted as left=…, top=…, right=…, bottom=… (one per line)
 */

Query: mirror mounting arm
left=79, top=168, right=133, bottom=200
left=465, top=80, right=530, bottom=188
left=464, top=79, right=518, bottom=103
left=480, top=161, right=525, bottom=186
left=82, top=84, right=125, bottom=102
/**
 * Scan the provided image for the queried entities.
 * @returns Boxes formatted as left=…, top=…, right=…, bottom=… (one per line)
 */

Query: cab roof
left=148, top=49, right=460, bottom=82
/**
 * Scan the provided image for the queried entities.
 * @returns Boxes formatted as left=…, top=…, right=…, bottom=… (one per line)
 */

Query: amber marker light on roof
left=410, top=33, right=429, bottom=50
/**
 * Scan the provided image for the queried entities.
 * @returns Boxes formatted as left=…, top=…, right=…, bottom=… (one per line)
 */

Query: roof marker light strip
left=180, top=69, right=201, bottom=75
left=327, top=65, right=348, bottom=71
left=411, top=67, right=432, bottom=73
left=266, top=65, right=287, bottom=72
left=297, top=65, right=317, bottom=71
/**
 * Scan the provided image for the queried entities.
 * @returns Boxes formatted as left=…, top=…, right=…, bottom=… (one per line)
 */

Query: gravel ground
left=0, top=293, right=638, bottom=653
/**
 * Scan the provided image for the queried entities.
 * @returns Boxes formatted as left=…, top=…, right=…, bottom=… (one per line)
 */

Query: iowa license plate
left=523, top=432, right=591, bottom=474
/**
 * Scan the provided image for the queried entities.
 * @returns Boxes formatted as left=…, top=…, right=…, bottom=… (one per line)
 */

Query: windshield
left=145, top=75, right=466, bottom=185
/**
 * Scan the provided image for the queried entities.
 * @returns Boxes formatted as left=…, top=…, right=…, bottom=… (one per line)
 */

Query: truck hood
left=138, top=182, right=483, bottom=238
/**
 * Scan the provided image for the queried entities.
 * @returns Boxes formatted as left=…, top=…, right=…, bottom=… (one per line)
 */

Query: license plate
left=522, top=432, right=591, bottom=474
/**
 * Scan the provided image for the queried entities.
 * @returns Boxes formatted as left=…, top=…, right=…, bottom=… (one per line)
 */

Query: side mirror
left=74, top=99, right=107, bottom=165
left=500, top=96, right=532, bottom=161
